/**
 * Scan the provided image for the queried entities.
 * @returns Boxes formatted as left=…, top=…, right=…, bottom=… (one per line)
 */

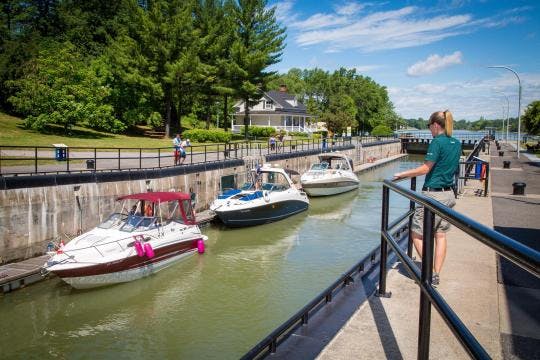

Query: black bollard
left=503, top=161, right=511, bottom=169
left=499, top=151, right=504, bottom=157
left=512, top=182, right=526, bottom=195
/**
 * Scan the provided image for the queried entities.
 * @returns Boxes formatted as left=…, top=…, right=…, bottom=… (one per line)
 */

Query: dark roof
left=266, top=90, right=307, bottom=112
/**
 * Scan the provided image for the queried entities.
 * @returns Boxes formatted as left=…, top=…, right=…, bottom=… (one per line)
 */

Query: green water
left=0, top=158, right=418, bottom=359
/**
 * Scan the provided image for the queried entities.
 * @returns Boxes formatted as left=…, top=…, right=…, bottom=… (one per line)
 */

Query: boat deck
left=0, top=210, right=217, bottom=293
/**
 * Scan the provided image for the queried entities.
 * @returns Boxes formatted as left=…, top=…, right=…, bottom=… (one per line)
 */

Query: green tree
left=523, top=100, right=540, bottom=135
left=228, top=0, right=286, bottom=138
left=321, top=93, right=357, bottom=134
left=371, top=124, right=393, bottom=136
left=8, top=41, right=123, bottom=133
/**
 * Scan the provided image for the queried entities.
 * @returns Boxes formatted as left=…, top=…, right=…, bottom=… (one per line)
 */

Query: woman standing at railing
left=393, top=110, right=462, bottom=286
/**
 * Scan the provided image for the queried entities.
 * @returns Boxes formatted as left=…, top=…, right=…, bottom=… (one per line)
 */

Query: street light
left=488, top=66, right=522, bottom=157
left=494, top=91, right=510, bottom=142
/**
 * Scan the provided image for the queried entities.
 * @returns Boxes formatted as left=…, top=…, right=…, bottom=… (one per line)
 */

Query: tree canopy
left=1, top=0, right=397, bottom=137
left=522, top=100, right=540, bottom=135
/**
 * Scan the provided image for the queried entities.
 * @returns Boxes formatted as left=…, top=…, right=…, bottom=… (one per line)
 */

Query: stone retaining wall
left=0, top=141, right=401, bottom=263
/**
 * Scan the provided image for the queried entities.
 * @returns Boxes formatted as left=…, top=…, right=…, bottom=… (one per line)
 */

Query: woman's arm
left=393, top=161, right=434, bottom=180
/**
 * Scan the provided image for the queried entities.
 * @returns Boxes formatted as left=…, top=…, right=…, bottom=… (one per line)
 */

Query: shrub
left=182, top=129, right=232, bottom=143
left=288, top=131, right=309, bottom=137
left=239, top=126, right=275, bottom=137
left=371, top=124, right=393, bottom=136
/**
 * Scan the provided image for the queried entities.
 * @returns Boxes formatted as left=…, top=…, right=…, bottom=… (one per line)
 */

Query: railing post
left=407, top=177, right=417, bottom=258
left=118, top=148, right=121, bottom=170
left=377, top=184, right=391, bottom=297
left=94, top=148, right=97, bottom=170
left=34, top=147, right=38, bottom=174
left=418, top=207, right=435, bottom=360
left=139, top=148, right=142, bottom=169
left=66, top=147, right=70, bottom=172
left=158, top=148, right=161, bottom=168
left=484, top=163, right=489, bottom=197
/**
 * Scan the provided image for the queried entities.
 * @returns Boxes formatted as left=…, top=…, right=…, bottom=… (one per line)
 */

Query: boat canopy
left=117, top=192, right=191, bottom=202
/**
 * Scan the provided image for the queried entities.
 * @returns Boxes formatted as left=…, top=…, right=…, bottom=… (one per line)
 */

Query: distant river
left=0, top=157, right=421, bottom=359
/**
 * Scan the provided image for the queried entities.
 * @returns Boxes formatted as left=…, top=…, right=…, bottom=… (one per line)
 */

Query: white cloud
left=407, top=51, right=463, bottom=77
left=290, top=4, right=525, bottom=53
left=391, top=72, right=540, bottom=120
left=292, top=13, right=349, bottom=30
left=272, top=1, right=296, bottom=23
left=414, top=84, right=447, bottom=94
left=335, top=2, right=364, bottom=16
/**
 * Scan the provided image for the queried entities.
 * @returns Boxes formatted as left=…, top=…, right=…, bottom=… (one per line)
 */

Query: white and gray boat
left=300, top=152, right=359, bottom=196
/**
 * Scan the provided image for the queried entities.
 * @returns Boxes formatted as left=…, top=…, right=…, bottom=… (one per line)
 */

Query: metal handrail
left=379, top=178, right=540, bottom=359
left=0, top=137, right=370, bottom=176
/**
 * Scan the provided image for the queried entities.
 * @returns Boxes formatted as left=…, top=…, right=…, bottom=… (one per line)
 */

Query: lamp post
left=494, top=91, right=510, bottom=142
left=488, top=66, right=522, bottom=157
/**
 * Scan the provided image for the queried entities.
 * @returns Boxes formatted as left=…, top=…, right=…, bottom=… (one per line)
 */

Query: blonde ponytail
left=444, top=110, right=453, bottom=137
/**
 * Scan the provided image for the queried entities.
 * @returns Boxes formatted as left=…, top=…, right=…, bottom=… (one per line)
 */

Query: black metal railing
left=379, top=177, right=540, bottom=359
left=241, top=226, right=408, bottom=360
left=458, top=160, right=490, bottom=196
left=0, top=137, right=365, bottom=176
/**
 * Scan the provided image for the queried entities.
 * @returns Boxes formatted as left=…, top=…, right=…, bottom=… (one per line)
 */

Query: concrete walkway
left=316, top=143, right=539, bottom=359
left=317, top=186, right=502, bottom=359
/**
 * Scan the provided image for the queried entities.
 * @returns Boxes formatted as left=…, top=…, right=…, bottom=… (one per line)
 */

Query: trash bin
left=53, top=143, right=68, bottom=161
left=512, top=182, right=526, bottom=195
left=503, top=161, right=511, bottom=169
left=322, top=138, right=327, bottom=149
left=86, top=159, right=95, bottom=169
left=499, top=151, right=504, bottom=157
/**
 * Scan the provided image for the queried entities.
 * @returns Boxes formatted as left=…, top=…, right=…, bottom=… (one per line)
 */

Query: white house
left=232, top=85, right=317, bottom=134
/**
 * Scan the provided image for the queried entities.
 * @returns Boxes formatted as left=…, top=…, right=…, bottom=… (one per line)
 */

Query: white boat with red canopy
left=45, top=192, right=207, bottom=289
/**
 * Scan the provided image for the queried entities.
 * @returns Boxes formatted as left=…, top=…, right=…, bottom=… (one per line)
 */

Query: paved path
left=0, top=142, right=341, bottom=175
left=314, top=142, right=539, bottom=359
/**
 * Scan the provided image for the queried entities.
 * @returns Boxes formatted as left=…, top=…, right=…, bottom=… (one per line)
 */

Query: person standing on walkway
left=173, top=133, right=182, bottom=166
left=393, top=110, right=461, bottom=285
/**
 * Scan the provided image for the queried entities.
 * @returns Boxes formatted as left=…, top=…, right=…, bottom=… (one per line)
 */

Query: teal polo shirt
left=424, top=134, right=461, bottom=188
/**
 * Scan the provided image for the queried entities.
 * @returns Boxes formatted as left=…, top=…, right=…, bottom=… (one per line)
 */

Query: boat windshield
left=311, top=162, right=329, bottom=170
left=120, top=215, right=158, bottom=232
left=98, top=213, right=128, bottom=229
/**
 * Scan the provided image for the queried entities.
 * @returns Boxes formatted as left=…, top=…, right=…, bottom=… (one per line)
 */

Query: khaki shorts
left=411, top=190, right=456, bottom=235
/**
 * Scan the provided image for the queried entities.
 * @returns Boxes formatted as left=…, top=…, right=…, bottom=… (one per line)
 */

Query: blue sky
left=268, top=0, right=540, bottom=121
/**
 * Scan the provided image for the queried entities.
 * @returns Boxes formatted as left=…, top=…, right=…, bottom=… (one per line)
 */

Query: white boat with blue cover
left=210, top=164, right=309, bottom=227
left=300, top=152, right=359, bottom=196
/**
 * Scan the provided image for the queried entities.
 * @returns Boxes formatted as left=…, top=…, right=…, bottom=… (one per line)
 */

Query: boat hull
left=49, top=239, right=202, bottom=289
left=215, top=200, right=308, bottom=227
left=302, top=180, right=359, bottom=196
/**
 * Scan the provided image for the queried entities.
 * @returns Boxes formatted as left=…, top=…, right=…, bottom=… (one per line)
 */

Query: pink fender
left=197, top=239, right=205, bottom=254
left=134, top=240, right=145, bottom=257
left=144, top=242, right=155, bottom=259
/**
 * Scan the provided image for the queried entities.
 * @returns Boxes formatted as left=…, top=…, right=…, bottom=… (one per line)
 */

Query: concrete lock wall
left=0, top=141, right=401, bottom=263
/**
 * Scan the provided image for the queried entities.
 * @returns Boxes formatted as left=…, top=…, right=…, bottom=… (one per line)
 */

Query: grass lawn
left=0, top=112, right=316, bottom=151
left=0, top=112, right=184, bottom=148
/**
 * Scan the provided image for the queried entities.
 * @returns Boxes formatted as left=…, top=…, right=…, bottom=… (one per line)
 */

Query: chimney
left=279, top=84, right=288, bottom=93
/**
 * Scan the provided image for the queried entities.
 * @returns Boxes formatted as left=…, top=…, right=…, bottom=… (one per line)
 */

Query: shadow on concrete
left=395, top=260, right=421, bottom=281
left=494, top=226, right=540, bottom=289
left=368, top=295, right=404, bottom=360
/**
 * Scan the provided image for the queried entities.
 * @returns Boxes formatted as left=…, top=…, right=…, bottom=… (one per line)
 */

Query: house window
left=264, top=100, right=273, bottom=109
